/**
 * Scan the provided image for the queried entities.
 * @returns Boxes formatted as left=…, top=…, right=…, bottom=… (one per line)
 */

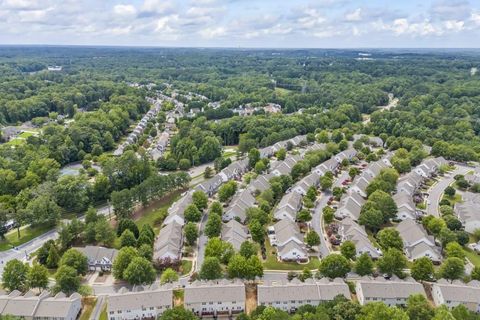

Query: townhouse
left=164, top=191, right=193, bottom=226
left=338, top=217, right=381, bottom=259
left=221, top=220, right=250, bottom=250
left=249, top=174, right=272, bottom=194
left=74, top=245, right=118, bottom=272
left=350, top=158, right=391, bottom=198
left=195, top=175, right=224, bottom=197
left=313, top=158, right=339, bottom=176
left=223, top=189, right=256, bottom=222
left=184, top=280, right=246, bottom=317
left=271, top=219, right=308, bottom=261
left=396, top=218, right=441, bottom=263
left=455, top=192, right=480, bottom=233
left=396, top=170, right=424, bottom=196
left=273, top=191, right=303, bottom=221
left=219, top=159, right=249, bottom=182
left=432, top=280, right=480, bottom=312
left=154, top=220, right=183, bottom=261
left=270, top=155, right=302, bottom=177
left=414, top=157, right=448, bottom=178
left=465, top=167, right=480, bottom=185
left=356, top=276, right=426, bottom=306
left=257, top=278, right=350, bottom=311
left=0, top=290, right=81, bottom=320
left=393, top=192, right=417, bottom=220
left=334, top=148, right=358, bottom=163
left=292, top=172, right=321, bottom=195
left=335, top=191, right=365, bottom=220
left=107, top=285, right=173, bottom=320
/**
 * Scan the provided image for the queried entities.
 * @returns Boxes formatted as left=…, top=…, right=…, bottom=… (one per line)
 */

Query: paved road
left=426, top=165, right=470, bottom=216
left=311, top=170, right=350, bottom=258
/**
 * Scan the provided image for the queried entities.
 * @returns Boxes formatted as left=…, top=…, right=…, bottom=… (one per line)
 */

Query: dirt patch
left=245, top=283, right=257, bottom=315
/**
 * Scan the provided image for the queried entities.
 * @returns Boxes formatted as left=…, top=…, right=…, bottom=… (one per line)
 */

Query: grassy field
left=262, top=242, right=320, bottom=270
left=0, top=224, right=53, bottom=251
left=442, top=193, right=462, bottom=205
left=181, top=259, right=193, bottom=276
left=79, top=297, right=97, bottom=320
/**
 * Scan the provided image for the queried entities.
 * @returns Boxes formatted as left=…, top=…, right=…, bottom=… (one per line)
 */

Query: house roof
left=74, top=246, right=118, bottom=264
left=184, top=280, right=245, bottom=304
left=357, top=277, right=425, bottom=299
left=274, top=219, right=303, bottom=245
left=433, top=280, right=480, bottom=304
left=108, top=287, right=173, bottom=312
left=396, top=218, right=435, bottom=248
left=33, top=293, right=82, bottom=318
left=222, top=220, right=249, bottom=250
left=277, top=240, right=307, bottom=257
left=154, top=221, right=182, bottom=260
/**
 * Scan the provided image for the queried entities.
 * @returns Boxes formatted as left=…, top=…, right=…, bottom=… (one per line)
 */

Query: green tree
left=276, top=148, right=286, bottom=160
left=26, top=195, right=61, bottom=227
left=123, top=257, right=156, bottom=285
left=368, top=190, right=398, bottom=221
left=204, top=166, right=213, bottom=179
left=209, top=201, right=223, bottom=216
left=27, top=264, right=49, bottom=291
left=184, top=204, right=202, bottom=223
left=116, top=219, right=139, bottom=238
left=240, top=241, right=258, bottom=258
left=355, top=253, right=374, bottom=276
left=120, top=229, right=137, bottom=248
left=46, top=245, right=60, bottom=269
left=432, top=306, right=455, bottom=320
left=445, top=242, right=465, bottom=261
left=160, top=268, right=179, bottom=284
left=199, top=257, right=223, bottom=280
left=184, top=222, right=198, bottom=246
left=305, top=230, right=320, bottom=247
left=218, top=181, right=237, bottom=202
left=248, top=148, right=261, bottom=168
left=95, top=217, right=116, bottom=247
left=411, top=257, right=435, bottom=281
left=323, top=206, right=335, bottom=224
left=59, top=248, right=88, bottom=275
left=159, top=307, right=198, bottom=320
left=249, top=220, right=265, bottom=244
left=340, top=240, right=356, bottom=260
left=192, top=191, right=208, bottom=211
left=204, top=237, right=234, bottom=264
left=318, top=254, right=351, bottom=278
left=111, top=189, right=134, bottom=219
left=113, top=246, right=138, bottom=280
left=439, top=257, right=465, bottom=281
left=377, top=249, right=407, bottom=278
left=406, top=294, right=434, bottom=320
left=2, top=259, right=29, bottom=292
left=471, top=266, right=480, bottom=281
left=444, top=186, right=456, bottom=197
left=359, top=202, right=383, bottom=232
left=320, top=176, right=333, bottom=191
left=138, top=243, right=153, bottom=261
left=377, top=228, right=403, bottom=251
left=55, top=265, right=80, bottom=295
left=358, top=302, right=408, bottom=320
left=205, top=213, right=222, bottom=238
left=297, top=209, right=312, bottom=223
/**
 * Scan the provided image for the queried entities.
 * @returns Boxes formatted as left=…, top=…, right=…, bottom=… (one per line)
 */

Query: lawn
left=262, top=241, right=320, bottom=271
left=79, top=297, right=97, bottom=320
left=0, top=224, right=53, bottom=251
left=442, top=193, right=462, bottom=205
left=181, top=259, right=193, bottom=276
left=464, top=248, right=480, bottom=267
left=99, top=304, right=108, bottom=320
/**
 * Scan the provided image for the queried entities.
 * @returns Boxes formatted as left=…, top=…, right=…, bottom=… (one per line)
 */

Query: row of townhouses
left=0, top=290, right=81, bottom=320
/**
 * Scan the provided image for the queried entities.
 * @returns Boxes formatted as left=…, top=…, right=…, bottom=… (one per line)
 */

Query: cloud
left=444, top=20, right=464, bottom=32
left=345, top=8, right=362, bottom=22
left=199, top=26, right=226, bottom=39
left=113, top=4, right=137, bottom=18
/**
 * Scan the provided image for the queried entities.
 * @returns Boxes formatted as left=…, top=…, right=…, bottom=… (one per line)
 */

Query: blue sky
left=0, top=0, right=479, bottom=47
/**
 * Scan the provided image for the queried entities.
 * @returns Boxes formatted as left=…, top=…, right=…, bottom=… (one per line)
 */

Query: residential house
left=272, top=219, right=308, bottom=261
left=396, top=218, right=441, bottom=263
left=335, top=191, right=365, bottom=220
left=264, top=103, right=282, bottom=114
left=249, top=174, right=272, bottom=194
left=334, top=148, right=358, bottom=163
left=393, top=192, right=417, bottom=220
left=313, top=158, right=339, bottom=176
left=432, top=279, right=480, bottom=312
left=195, top=175, right=224, bottom=197
left=259, top=146, right=275, bottom=158
left=74, top=246, right=118, bottom=272
left=270, top=155, right=302, bottom=177
left=396, top=171, right=424, bottom=196
left=356, top=276, right=426, bottom=306
left=465, top=167, right=480, bottom=185
left=107, top=285, right=173, bottom=320
left=292, top=172, right=321, bottom=195
left=273, top=191, right=303, bottom=221
left=184, top=280, right=246, bottom=317
left=221, top=220, right=250, bottom=250
left=164, top=191, right=193, bottom=226
left=257, top=278, right=350, bottom=311
left=339, top=218, right=381, bottom=259
left=0, top=290, right=81, bottom=320
left=154, top=221, right=183, bottom=261
left=223, top=189, right=256, bottom=222
left=219, top=159, right=249, bottom=182
left=414, top=157, right=448, bottom=178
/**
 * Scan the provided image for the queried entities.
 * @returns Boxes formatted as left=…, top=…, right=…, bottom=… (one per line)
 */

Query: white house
left=356, top=276, right=426, bottom=306
left=432, top=279, right=480, bottom=312
left=396, top=218, right=441, bottom=263
left=273, top=191, right=303, bottom=221
left=154, top=221, right=183, bottom=261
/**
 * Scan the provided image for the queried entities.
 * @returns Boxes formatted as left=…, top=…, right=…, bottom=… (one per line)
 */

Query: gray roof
left=396, top=218, right=436, bottom=249
left=154, top=221, right=183, bottom=260
left=74, top=246, right=118, bottom=265
left=433, top=280, right=480, bottom=304
left=274, top=219, right=303, bottom=245
left=224, top=189, right=256, bottom=221
left=276, top=191, right=302, bottom=212
left=108, top=286, right=173, bottom=312
left=357, top=277, right=425, bottom=299
left=249, top=174, right=271, bottom=193
left=258, top=278, right=350, bottom=303
left=167, top=191, right=193, bottom=217
left=184, top=280, right=245, bottom=304
left=32, top=293, right=82, bottom=318
left=222, top=220, right=249, bottom=250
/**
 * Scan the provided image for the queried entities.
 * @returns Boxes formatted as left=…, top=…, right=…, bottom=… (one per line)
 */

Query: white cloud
left=345, top=8, right=362, bottom=22
left=141, top=0, right=174, bottom=15
left=113, top=4, right=136, bottom=17
left=199, top=26, right=226, bottom=39
left=444, top=20, right=464, bottom=32
left=471, top=12, right=480, bottom=25
left=297, top=8, right=327, bottom=29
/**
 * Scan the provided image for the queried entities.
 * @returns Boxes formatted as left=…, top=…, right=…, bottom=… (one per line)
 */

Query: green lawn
left=263, top=242, right=320, bottom=270
left=464, top=248, right=480, bottom=267
left=99, top=304, right=108, bottom=320
left=181, top=260, right=193, bottom=276
left=442, top=193, right=462, bottom=205
left=135, top=190, right=184, bottom=232
left=0, top=224, right=53, bottom=251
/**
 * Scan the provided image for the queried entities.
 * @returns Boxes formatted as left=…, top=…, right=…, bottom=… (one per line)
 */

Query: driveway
left=426, top=165, right=470, bottom=216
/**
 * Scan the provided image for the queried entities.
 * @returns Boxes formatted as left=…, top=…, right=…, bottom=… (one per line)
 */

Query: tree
left=138, top=243, right=153, bottom=261
left=120, top=229, right=137, bottom=248
left=358, top=302, right=408, bottom=320
left=227, top=254, right=247, bottom=279
left=439, top=257, right=465, bottom=281
left=199, top=257, right=222, bottom=280
left=445, top=242, right=465, bottom=261
left=55, top=265, right=80, bottom=295
left=355, top=253, right=374, bottom=276
left=318, top=254, right=351, bottom=278
left=377, top=228, right=403, bottom=251
left=377, top=249, right=407, bottom=278
left=113, top=247, right=138, bottom=280
left=205, top=213, right=222, bottom=238
left=240, top=241, right=258, bottom=258
left=426, top=217, right=446, bottom=237
left=248, top=148, right=260, bottom=168
left=320, top=176, right=333, bottom=191
left=138, top=224, right=155, bottom=247
left=218, top=181, right=237, bottom=202
left=411, top=257, right=434, bottom=281
left=184, top=204, right=202, bottom=223
left=95, top=217, right=116, bottom=247
left=444, top=186, right=456, bottom=197
left=59, top=248, right=88, bottom=275
left=323, top=206, right=335, bottom=224
left=249, top=220, right=265, bottom=244
left=276, top=148, right=286, bottom=160
left=297, top=209, right=312, bottom=223
left=406, top=294, right=434, bottom=320
left=432, top=306, right=456, bottom=320
left=28, top=264, right=49, bottom=291
left=204, top=237, right=234, bottom=264
left=209, top=201, right=223, bottom=216
left=359, top=203, right=383, bottom=232
left=160, top=268, right=179, bottom=284
left=123, top=257, right=156, bottom=285
left=204, top=166, right=213, bottom=179
left=192, top=191, right=208, bottom=211
left=26, top=195, right=61, bottom=227
left=46, top=245, right=60, bottom=269
left=111, top=189, right=134, bottom=219
left=179, top=158, right=191, bottom=170
left=471, top=266, right=480, bottom=281
left=184, top=222, right=198, bottom=246
left=439, top=227, right=458, bottom=247
left=159, top=307, right=198, bottom=320
left=245, top=256, right=263, bottom=279
left=116, top=219, right=139, bottom=238
left=367, top=190, right=398, bottom=221
left=340, top=240, right=356, bottom=260
left=2, top=259, right=29, bottom=292
left=305, top=230, right=320, bottom=247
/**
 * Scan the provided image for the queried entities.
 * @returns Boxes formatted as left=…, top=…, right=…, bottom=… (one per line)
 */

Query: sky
left=0, top=0, right=480, bottom=48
